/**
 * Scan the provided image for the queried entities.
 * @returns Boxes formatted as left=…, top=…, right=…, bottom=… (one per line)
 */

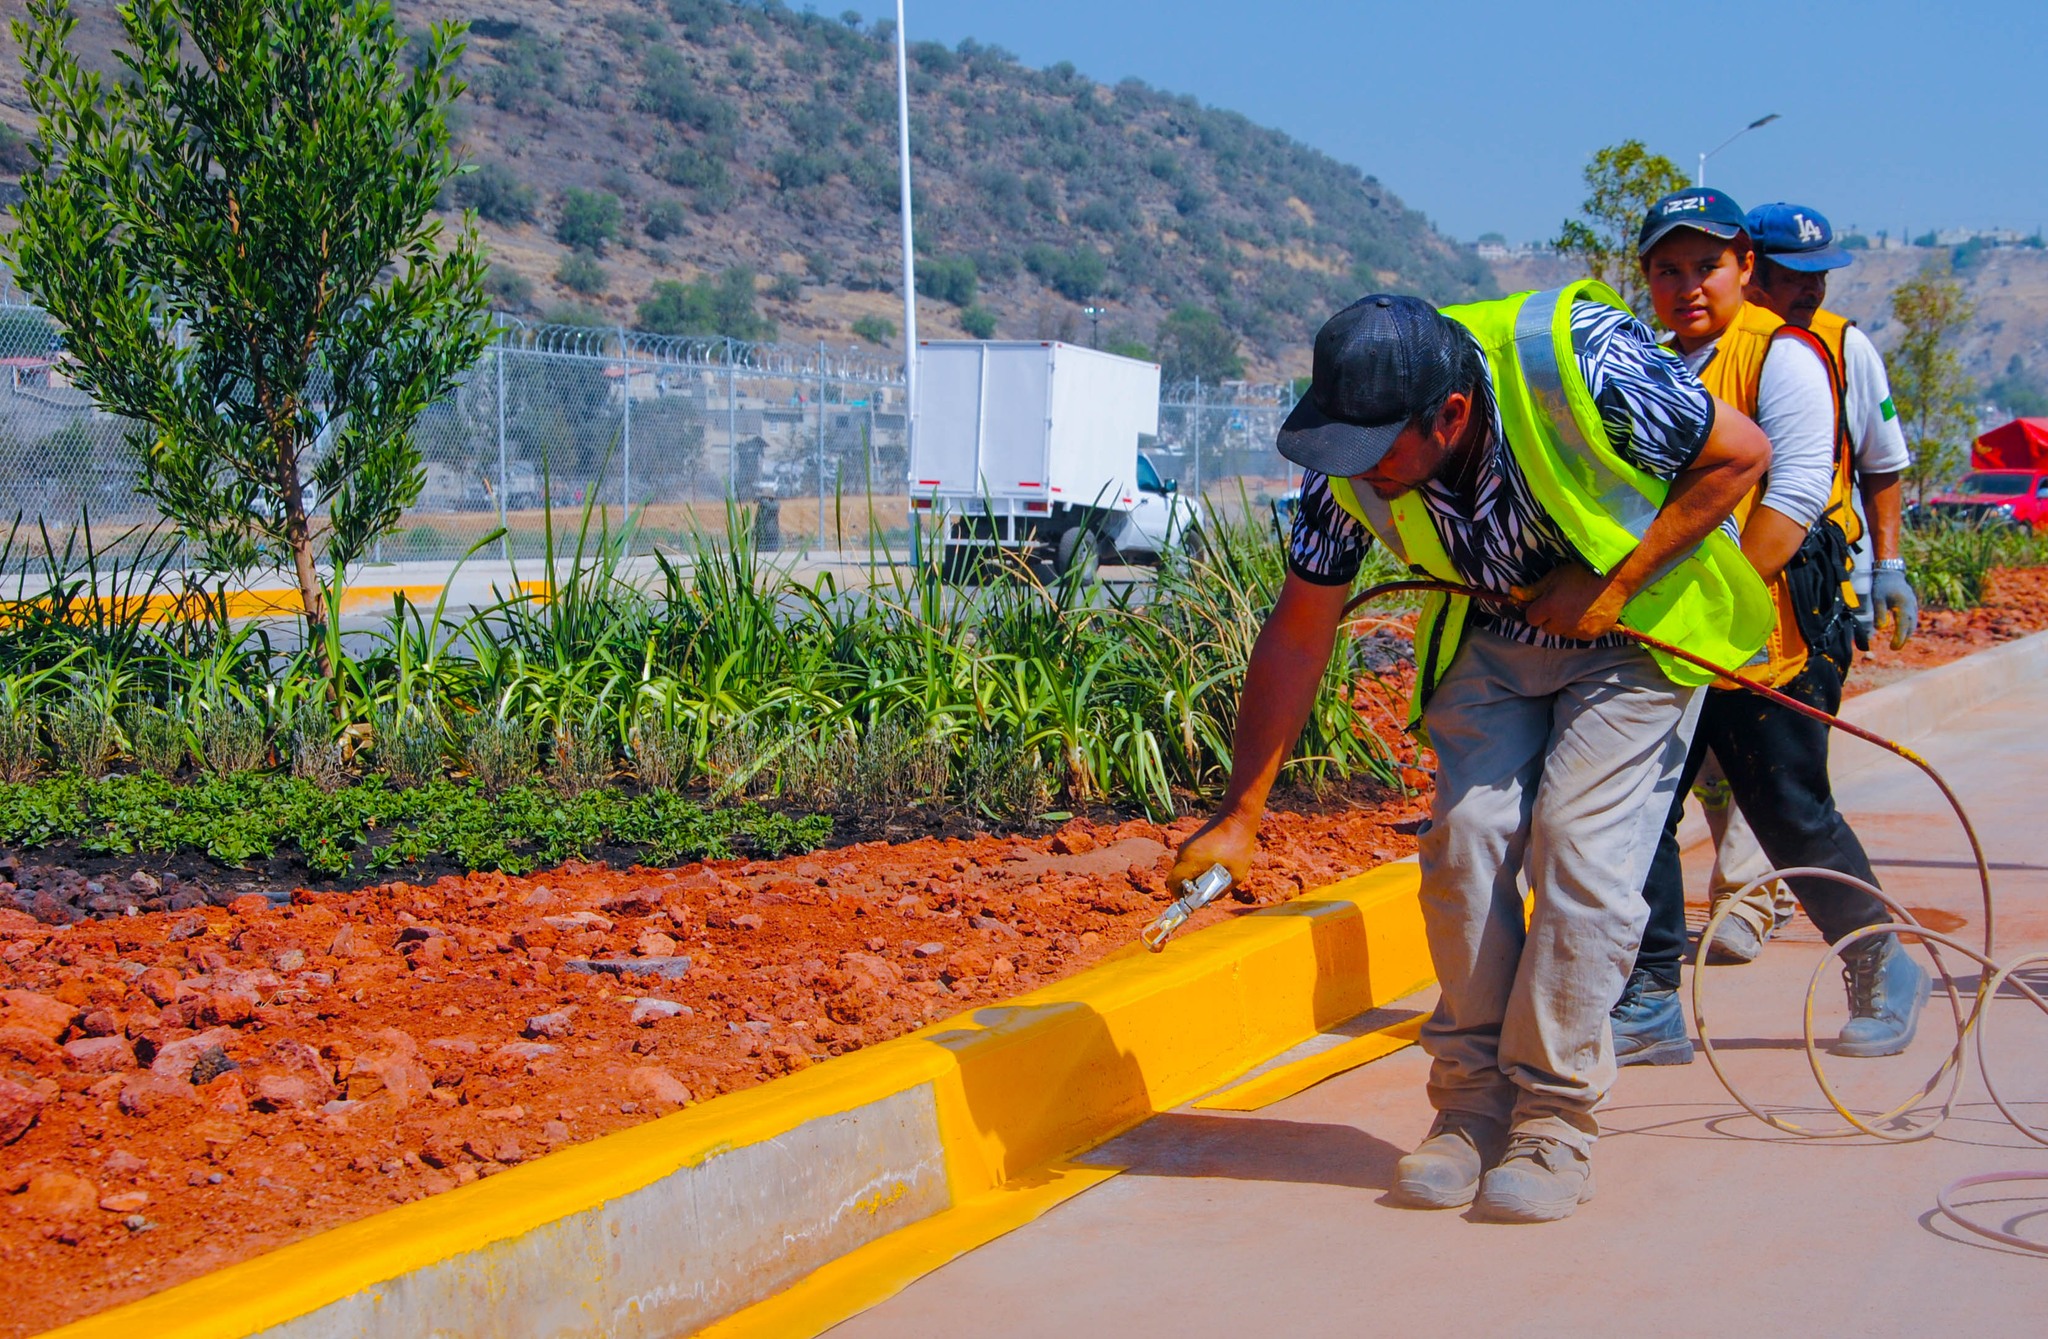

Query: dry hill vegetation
left=0, top=0, right=1495, bottom=379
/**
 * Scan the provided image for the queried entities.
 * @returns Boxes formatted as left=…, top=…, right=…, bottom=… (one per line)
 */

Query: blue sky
left=853, top=1, right=2046, bottom=245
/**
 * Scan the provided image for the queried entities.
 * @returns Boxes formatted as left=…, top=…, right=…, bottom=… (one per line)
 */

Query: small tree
left=1157, top=306, right=1244, bottom=383
left=7, top=0, right=490, bottom=676
left=1887, top=266, right=1979, bottom=502
left=1554, top=139, right=1690, bottom=321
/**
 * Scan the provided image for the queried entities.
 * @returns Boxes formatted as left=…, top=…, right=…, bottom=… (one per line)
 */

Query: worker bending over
left=1612, top=190, right=1929, bottom=1066
left=1170, top=286, right=1771, bottom=1221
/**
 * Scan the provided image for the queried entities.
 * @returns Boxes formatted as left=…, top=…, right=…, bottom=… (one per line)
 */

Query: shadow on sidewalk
left=1077, top=1111, right=1405, bottom=1191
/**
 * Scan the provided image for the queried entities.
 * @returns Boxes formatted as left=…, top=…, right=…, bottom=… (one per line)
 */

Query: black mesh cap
left=1276, top=294, right=1464, bottom=477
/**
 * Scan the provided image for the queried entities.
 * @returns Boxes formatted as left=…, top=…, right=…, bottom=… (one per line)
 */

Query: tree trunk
left=279, top=446, right=333, bottom=683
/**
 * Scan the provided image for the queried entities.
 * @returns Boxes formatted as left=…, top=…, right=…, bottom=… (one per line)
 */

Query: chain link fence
left=0, top=295, right=1302, bottom=575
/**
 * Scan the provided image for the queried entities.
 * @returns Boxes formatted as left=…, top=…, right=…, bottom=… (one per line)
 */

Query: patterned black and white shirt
left=1287, top=300, right=1719, bottom=648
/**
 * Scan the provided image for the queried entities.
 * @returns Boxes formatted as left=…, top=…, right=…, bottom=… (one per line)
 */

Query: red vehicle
left=1915, top=469, right=2048, bottom=529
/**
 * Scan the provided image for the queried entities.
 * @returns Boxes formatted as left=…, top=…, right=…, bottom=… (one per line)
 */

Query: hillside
left=0, top=0, right=1496, bottom=380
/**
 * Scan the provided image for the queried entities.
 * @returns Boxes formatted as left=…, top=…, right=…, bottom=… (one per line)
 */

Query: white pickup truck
left=911, top=340, right=1201, bottom=580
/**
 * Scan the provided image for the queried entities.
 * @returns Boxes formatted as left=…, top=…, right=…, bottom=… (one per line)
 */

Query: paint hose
left=1341, top=578, right=2048, bottom=1255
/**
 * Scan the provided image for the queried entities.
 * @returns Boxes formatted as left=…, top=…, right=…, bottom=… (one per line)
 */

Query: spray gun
left=1140, top=863, right=1234, bottom=953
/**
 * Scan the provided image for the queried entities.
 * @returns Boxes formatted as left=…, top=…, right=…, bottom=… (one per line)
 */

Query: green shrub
left=285, top=701, right=348, bottom=791
left=768, top=272, right=803, bottom=302
left=550, top=719, right=613, bottom=797
left=125, top=706, right=188, bottom=777
left=462, top=710, right=536, bottom=792
left=959, top=306, right=997, bottom=339
left=555, top=188, right=622, bottom=251
left=48, top=690, right=117, bottom=779
left=918, top=254, right=978, bottom=306
left=638, top=268, right=773, bottom=340
left=639, top=46, right=733, bottom=132
left=486, top=265, right=534, bottom=309
left=628, top=708, right=695, bottom=791
left=455, top=161, right=536, bottom=224
left=644, top=197, right=687, bottom=241
left=851, top=313, right=896, bottom=345
left=556, top=250, right=609, bottom=296
left=195, top=699, right=269, bottom=777
left=1024, top=244, right=1107, bottom=301
left=0, top=123, right=34, bottom=175
left=0, top=705, right=40, bottom=784
left=373, top=702, right=442, bottom=789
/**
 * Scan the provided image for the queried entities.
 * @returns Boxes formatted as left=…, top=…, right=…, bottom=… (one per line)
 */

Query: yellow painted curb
left=1194, top=1015, right=1425, bottom=1112
left=693, top=1161, right=1122, bottom=1339
left=3, top=580, right=549, bottom=625
left=42, top=860, right=1430, bottom=1339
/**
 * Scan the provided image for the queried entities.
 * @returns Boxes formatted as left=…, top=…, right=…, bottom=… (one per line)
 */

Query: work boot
left=1610, top=971, right=1694, bottom=1067
left=1837, top=932, right=1931, bottom=1058
left=1704, top=914, right=1764, bottom=965
left=1474, top=1133, right=1596, bottom=1223
left=1390, top=1111, right=1507, bottom=1209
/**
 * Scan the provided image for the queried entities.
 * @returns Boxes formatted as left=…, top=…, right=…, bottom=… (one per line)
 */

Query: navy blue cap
left=1276, top=295, right=1466, bottom=477
left=1745, top=202, right=1853, bottom=272
left=1637, top=187, right=1748, bottom=256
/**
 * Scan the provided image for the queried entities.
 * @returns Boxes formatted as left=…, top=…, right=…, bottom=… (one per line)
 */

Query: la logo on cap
left=1795, top=213, right=1826, bottom=244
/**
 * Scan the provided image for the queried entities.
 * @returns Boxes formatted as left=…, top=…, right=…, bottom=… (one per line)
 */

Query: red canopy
left=1973, top=418, right=2048, bottom=469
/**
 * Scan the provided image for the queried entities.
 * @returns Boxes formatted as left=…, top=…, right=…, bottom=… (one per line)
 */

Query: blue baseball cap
left=1637, top=187, right=1748, bottom=257
left=1745, top=202, right=1853, bottom=272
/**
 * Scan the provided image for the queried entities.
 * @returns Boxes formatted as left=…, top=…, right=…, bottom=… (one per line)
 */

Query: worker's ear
left=1433, top=390, right=1472, bottom=449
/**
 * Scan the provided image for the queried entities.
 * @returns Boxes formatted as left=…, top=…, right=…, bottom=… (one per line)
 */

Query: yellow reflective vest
left=1322, top=281, right=1773, bottom=729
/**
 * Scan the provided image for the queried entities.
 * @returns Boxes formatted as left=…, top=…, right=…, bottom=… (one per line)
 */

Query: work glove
left=1871, top=568, right=1919, bottom=649
left=1853, top=608, right=1873, bottom=653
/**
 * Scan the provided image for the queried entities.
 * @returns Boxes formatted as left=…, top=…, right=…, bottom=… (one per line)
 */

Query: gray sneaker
left=1390, top=1111, right=1508, bottom=1209
left=1474, top=1133, right=1596, bottom=1223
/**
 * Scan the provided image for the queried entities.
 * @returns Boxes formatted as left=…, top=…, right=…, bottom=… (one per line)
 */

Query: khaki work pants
left=1416, top=627, right=1701, bottom=1153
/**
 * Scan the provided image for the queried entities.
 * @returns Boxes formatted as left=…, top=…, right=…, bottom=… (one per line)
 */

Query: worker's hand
left=1169, top=809, right=1258, bottom=895
left=1872, top=568, right=1919, bottom=649
left=1517, top=564, right=1628, bottom=641
left=1853, top=609, right=1873, bottom=653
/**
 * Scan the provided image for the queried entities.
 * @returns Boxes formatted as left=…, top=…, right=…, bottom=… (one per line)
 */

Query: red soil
left=0, top=798, right=1423, bottom=1335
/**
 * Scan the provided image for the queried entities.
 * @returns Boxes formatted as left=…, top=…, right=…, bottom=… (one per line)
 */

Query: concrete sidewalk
left=829, top=674, right=2048, bottom=1337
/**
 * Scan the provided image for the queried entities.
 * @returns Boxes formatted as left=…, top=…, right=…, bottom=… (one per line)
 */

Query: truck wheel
left=1179, top=525, right=1206, bottom=564
left=1055, top=526, right=1100, bottom=584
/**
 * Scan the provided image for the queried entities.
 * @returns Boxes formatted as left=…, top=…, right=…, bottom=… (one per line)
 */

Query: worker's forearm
left=1608, top=399, right=1769, bottom=601
left=1738, top=505, right=1810, bottom=583
left=1609, top=455, right=1765, bottom=600
left=1213, top=578, right=1346, bottom=823
left=1860, top=471, right=1903, bottom=562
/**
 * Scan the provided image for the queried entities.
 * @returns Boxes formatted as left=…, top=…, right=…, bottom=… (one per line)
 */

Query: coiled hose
left=1341, top=578, right=2048, bottom=1255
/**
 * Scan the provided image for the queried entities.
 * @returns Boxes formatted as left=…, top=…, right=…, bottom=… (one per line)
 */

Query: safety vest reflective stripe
left=1512, top=289, right=1663, bottom=541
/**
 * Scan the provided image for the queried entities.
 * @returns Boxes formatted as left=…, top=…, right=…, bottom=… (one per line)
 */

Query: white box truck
left=911, top=340, right=1197, bottom=578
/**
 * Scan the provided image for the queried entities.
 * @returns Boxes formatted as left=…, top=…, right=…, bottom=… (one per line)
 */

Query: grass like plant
left=124, top=706, right=188, bottom=777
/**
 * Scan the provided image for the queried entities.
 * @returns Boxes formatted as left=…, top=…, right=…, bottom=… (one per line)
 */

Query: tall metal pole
left=1190, top=376, right=1202, bottom=501
left=618, top=328, right=632, bottom=520
left=727, top=359, right=738, bottom=525
left=817, top=339, right=828, bottom=550
left=894, top=0, right=919, bottom=567
left=496, top=345, right=509, bottom=563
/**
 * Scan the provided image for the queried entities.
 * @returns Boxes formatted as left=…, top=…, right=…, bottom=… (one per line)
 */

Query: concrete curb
left=1678, top=629, right=2048, bottom=850
left=45, top=863, right=1431, bottom=1339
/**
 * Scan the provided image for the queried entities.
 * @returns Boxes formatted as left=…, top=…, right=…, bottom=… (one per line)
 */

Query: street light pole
left=1697, top=112, right=1781, bottom=187
left=894, top=0, right=919, bottom=567
left=1082, top=303, right=1104, bottom=349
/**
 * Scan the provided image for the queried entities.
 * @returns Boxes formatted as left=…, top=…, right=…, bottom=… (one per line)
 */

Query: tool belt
left=1781, top=516, right=1856, bottom=676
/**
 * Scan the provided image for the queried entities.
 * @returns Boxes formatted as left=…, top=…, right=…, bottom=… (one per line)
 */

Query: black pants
left=1632, top=643, right=1890, bottom=990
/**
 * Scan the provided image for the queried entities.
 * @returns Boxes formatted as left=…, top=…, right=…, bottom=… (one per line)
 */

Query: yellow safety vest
left=1323, top=281, right=1773, bottom=729
left=1692, top=303, right=1854, bottom=686
left=1804, top=308, right=1868, bottom=549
